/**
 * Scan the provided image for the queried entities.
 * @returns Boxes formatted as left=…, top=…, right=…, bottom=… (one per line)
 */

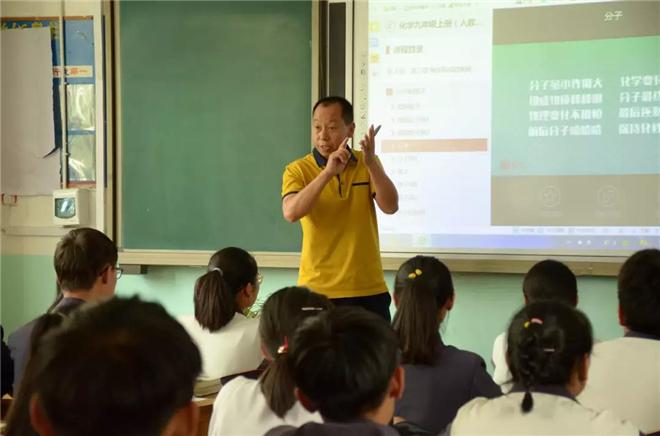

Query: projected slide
left=359, top=0, right=660, bottom=254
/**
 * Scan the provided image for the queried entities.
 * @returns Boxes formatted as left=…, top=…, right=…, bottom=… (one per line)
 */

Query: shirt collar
left=312, top=147, right=357, bottom=168
left=509, top=384, right=577, bottom=402
left=625, top=330, right=660, bottom=341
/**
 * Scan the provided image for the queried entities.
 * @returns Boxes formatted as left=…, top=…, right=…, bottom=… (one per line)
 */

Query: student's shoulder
left=225, top=314, right=260, bottom=337
left=230, top=313, right=259, bottom=326
left=176, top=314, right=196, bottom=326
left=492, top=332, right=506, bottom=349
left=573, top=402, right=640, bottom=435
left=215, top=376, right=260, bottom=405
left=220, top=375, right=259, bottom=393
left=443, top=344, right=488, bottom=368
left=594, top=335, right=660, bottom=352
left=7, top=318, right=38, bottom=348
left=452, top=395, right=495, bottom=422
left=264, top=425, right=297, bottom=436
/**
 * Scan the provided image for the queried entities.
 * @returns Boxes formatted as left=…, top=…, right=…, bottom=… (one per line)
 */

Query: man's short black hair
left=618, top=249, right=660, bottom=337
left=54, top=228, right=118, bottom=291
left=287, top=307, right=399, bottom=422
left=31, top=296, right=201, bottom=436
left=312, top=96, right=354, bottom=124
left=523, top=260, right=578, bottom=306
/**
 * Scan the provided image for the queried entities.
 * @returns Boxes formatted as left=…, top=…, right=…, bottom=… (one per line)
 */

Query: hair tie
left=209, top=267, right=223, bottom=276
left=523, top=317, right=544, bottom=329
left=301, top=307, right=324, bottom=311
left=277, top=336, right=289, bottom=355
left=407, top=268, right=423, bottom=279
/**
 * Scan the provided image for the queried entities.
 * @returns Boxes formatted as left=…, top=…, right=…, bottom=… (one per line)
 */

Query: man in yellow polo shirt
left=281, top=97, right=398, bottom=320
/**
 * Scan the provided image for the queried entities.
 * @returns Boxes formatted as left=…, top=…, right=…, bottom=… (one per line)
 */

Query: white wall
left=1, top=0, right=105, bottom=258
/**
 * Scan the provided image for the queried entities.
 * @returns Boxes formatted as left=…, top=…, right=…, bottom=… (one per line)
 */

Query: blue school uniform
left=395, top=338, right=501, bottom=433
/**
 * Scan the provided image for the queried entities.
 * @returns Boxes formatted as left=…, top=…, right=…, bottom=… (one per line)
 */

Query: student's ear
left=618, top=304, right=626, bottom=328
left=30, top=395, right=54, bottom=436
left=446, top=292, right=455, bottom=311
left=161, top=402, right=199, bottom=436
left=389, top=366, right=405, bottom=400
left=578, top=354, right=590, bottom=383
left=260, top=342, right=273, bottom=361
left=294, top=388, right=318, bottom=413
left=99, top=265, right=112, bottom=285
left=523, top=294, right=529, bottom=305
left=236, top=284, right=255, bottom=310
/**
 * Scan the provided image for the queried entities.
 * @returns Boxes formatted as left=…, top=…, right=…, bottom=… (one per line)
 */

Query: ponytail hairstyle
left=506, top=301, right=592, bottom=413
left=194, top=247, right=258, bottom=331
left=258, top=287, right=332, bottom=418
left=392, top=256, right=454, bottom=365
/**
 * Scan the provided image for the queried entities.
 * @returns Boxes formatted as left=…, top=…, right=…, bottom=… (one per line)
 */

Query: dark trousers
left=331, top=292, right=392, bottom=323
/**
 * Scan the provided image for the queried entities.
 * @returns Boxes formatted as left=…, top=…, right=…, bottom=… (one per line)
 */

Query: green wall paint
left=1, top=255, right=58, bottom=336
left=1, top=255, right=624, bottom=373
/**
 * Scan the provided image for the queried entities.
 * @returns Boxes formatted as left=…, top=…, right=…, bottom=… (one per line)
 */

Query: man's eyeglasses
left=115, top=267, right=123, bottom=280
left=256, top=273, right=263, bottom=285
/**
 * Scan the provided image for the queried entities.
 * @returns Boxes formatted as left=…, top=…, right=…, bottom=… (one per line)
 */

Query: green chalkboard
left=120, top=1, right=311, bottom=251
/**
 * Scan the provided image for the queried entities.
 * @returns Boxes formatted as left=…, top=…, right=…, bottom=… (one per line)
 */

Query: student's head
left=523, top=260, right=578, bottom=306
left=194, top=247, right=260, bottom=331
left=258, top=286, right=332, bottom=418
left=618, top=248, right=660, bottom=337
left=29, top=296, right=201, bottom=436
left=289, top=307, right=404, bottom=425
left=393, top=255, right=454, bottom=365
left=506, top=301, right=592, bottom=414
left=311, top=96, right=355, bottom=158
left=54, top=228, right=118, bottom=298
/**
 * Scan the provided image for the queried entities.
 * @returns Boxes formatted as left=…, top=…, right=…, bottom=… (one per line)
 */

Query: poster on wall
left=1, top=27, right=60, bottom=195
left=1, top=16, right=97, bottom=186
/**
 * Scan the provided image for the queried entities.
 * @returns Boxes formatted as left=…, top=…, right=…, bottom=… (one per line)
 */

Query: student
left=579, top=249, right=660, bottom=434
left=5, top=312, right=69, bottom=436
left=393, top=256, right=500, bottom=433
left=28, top=296, right=201, bottom=436
left=8, top=227, right=118, bottom=392
left=492, top=259, right=578, bottom=389
left=266, top=306, right=434, bottom=436
left=208, top=286, right=330, bottom=436
left=451, top=301, right=638, bottom=435
left=177, top=247, right=263, bottom=385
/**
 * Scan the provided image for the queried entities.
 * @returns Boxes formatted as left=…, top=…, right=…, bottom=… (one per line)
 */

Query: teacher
left=281, top=96, right=399, bottom=321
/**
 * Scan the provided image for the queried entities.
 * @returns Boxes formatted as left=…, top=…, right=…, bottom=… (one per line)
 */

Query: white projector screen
left=353, top=0, right=660, bottom=256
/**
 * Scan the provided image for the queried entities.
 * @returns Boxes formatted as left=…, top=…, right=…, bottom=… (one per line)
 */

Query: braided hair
left=506, top=301, right=592, bottom=413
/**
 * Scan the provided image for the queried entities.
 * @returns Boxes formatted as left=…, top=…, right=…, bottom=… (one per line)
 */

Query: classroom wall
left=0, top=0, right=102, bottom=330
left=2, top=256, right=622, bottom=374
left=0, top=0, right=625, bottom=375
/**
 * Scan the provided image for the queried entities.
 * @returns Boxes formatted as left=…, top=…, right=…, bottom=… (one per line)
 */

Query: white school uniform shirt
left=178, top=313, right=262, bottom=381
left=451, top=386, right=639, bottom=435
left=208, top=376, right=322, bottom=436
left=578, top=333, right=660, bottom=434
left=491, top=332, right=513, bottom=392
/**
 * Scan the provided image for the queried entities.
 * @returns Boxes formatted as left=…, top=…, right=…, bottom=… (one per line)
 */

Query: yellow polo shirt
left=282, top=149, right=387, bottom=299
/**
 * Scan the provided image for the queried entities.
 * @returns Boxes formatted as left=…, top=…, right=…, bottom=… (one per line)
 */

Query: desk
left=194, top=394, right=217, bottom=436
